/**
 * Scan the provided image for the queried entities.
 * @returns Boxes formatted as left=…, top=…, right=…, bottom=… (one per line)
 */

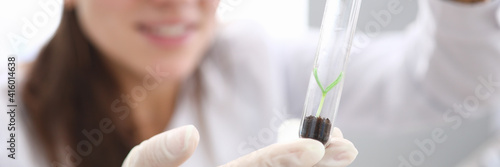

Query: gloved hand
left=122, top=125, right=200, bottom=167
left=122, top=123, right=357, bottom=167
left=278, top=119, right=358, bottom=167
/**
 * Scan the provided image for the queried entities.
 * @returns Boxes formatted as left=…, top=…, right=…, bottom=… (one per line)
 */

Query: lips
left=137, top=21, right=197, bottom=48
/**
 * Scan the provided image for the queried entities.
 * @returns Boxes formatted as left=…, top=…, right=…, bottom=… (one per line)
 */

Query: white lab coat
left=1, top=0, right=500, bottom=166
left=337, top=0, right=500, bottom=166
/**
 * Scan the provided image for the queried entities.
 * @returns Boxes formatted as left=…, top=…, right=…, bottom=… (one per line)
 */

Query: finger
left=331, top=127, right=344, bottom=138
left=277, top=119, right=301, bottom=143
left=221, top=139, right=325, bottom=167
left=122, top=125, right=200, bottom=167
left=316, top=137, right=358, bottom=167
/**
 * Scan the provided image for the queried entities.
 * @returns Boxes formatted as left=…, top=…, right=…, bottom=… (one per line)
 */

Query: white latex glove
left=122, top=125, right=200, bottom=167
left=220, top=139, right=326, bottom=167
left=278, top=119, right=358, bottom=167
left=122, top=124, right=356, bottom=167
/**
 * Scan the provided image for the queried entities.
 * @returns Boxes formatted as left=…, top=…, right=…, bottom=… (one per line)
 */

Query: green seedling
left=313, top=68, right=343, bottom=117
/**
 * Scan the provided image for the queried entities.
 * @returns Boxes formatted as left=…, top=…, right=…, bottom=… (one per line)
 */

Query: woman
left=12, top=0, right=358, bottom=166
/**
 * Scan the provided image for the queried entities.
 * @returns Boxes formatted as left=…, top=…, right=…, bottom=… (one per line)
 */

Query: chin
left=162, top=60, right=198, bottom=81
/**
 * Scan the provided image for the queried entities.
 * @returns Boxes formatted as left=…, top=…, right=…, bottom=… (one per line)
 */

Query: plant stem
left=315, top=93, right=327, bottom=117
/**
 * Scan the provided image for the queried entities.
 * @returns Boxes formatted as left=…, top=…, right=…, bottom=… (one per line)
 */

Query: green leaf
left=313, top=68, right=325, bottom=92
left=325, top=72, right=343, bottom=92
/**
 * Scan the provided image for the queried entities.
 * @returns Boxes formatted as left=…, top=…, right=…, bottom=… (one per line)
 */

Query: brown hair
left=22, top=8, right=138, bottom=167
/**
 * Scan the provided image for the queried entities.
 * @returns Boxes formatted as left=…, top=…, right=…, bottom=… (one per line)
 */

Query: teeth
left=154, top=25, right=186, bottom=37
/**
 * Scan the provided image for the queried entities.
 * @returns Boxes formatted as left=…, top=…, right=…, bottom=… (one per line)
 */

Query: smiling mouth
left=137, top=21, right=197, bottom=47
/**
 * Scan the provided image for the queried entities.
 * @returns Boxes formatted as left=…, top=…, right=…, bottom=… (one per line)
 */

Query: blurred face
left=74, top=0, right=219, bottom=80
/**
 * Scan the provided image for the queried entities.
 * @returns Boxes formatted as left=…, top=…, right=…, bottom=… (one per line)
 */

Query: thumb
left=122, top=125, right=200, bottom=167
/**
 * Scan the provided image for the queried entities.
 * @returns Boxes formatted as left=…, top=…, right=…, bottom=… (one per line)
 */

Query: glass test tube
left=299, top=0, right=362, bottom=144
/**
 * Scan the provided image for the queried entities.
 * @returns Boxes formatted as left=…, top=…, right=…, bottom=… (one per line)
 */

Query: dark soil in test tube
left=300, top=116, right=331, bottom=145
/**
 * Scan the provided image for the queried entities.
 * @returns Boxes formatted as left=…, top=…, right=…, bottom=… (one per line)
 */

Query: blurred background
left=0, top=0, right=419, bottom=63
